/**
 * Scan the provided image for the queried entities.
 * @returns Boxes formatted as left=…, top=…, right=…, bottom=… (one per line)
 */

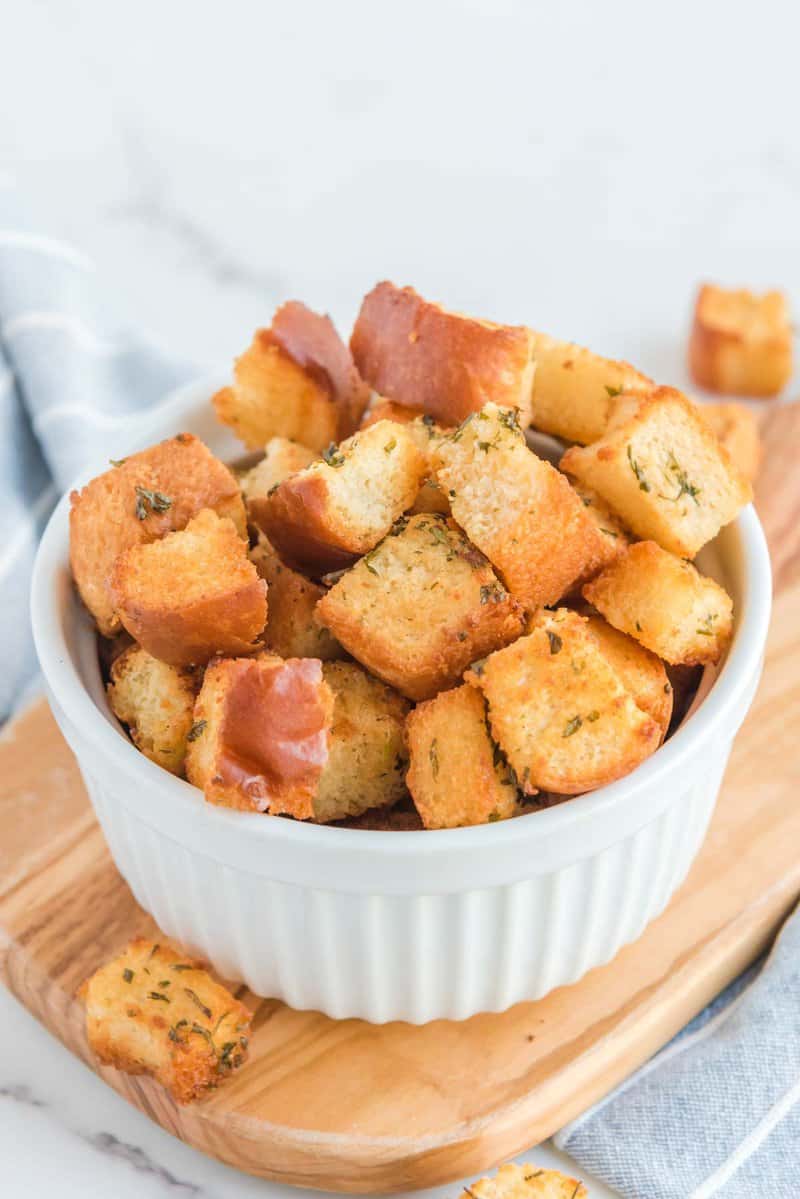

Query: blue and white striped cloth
left=3, top=193, right=799, bottom=1198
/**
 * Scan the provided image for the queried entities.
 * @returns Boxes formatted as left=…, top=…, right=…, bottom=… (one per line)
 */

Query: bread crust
left=689, top=284, right=792, bottom=398
left=111, top=510, right=267, bottom=666
left=69, top=434, right=246, bottom=636
left=240, top=436, right=319, bottom=528
left=350, top=282, right=535, bottom=426
left=582, top=612, right=673, bottom=739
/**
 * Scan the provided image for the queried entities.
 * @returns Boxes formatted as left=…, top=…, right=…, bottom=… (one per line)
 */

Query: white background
left=1, top=1, right=796, bottom=1195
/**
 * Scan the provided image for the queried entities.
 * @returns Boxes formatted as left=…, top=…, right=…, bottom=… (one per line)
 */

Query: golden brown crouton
left=316, top=513, right=525, bottom=701
left=433, top=403, right=610, bottom=609
left=81, top=938, right=251, bottom=1105
left=111, top=509, right=267, bottom=667
left=466, top=608, right=661, bottom=795
left=240, top=436, right=319, bottom=527
left=185, top=655, right=334, bottom=816
left=250, top=537, right=343, bottom=660
left=528, top=330, right=652, bottom=444
left=69, top=434, right=246, bottom=637
left=361, top=399, right=452, bottom=514
left=461, top=1162, right=587, bottom=1199
left=213, top=301, right=369, bottom=451
left=314, top=661, right=410, bottom=823
left=583, top=613, right=673, bottom=739
left=698, top=401, right=763, bottom=483
left=583, top=541, right=734, bottom=666
left=350, top=282, right=535, bottom=427
left=406, top=684, right=520, bottom=828
left=689, top=283, right=792, bottom=397
left=565, top=479, right=631, bottom=585
left=107, top=645, right=200, bottom=775
left=254, top=420, right=427, bottom=575
left=560, top=387, right=752, bottom=558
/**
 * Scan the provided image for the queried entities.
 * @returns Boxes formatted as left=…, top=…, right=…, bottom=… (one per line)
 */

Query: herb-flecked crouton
left=80, top=938, right=251, bottom=1105
left=361, top=399, right=451, bottom=514
left=185, top=655, right=334, bottom=816
left=316, top=513, right=525, bottom=701
left=350, top=282, right=535, bottom=426
left=582, top=541, right=734, bottom=666
left=69, top=434, right=246, bottom=636
left=560, top=387, right=752, bottom=558
left=461, top=1162, right=587, bottom=1199
left=466, top=608, right=661, bottom=795
left=582, top=612, right=673, bottom=740
left=240, top=436, right=319, bottom=527
left=213, top=301, right=369, bottom=451
left=433, top=403, right=611, bottom=609
left=250, top=537, right=343, bottom=660
left=689, top=283, right=792, bottom=398
left=406, top=684, right=521, bottom=828
left=254, top=419, right=427, bottom=575
left=699, top=401, right=762, bottom=483
left=107, top=645, right=200, bottom=775
left=111, top=509, right=267, bottom=666
left=528, top=330, right=652, bottom=444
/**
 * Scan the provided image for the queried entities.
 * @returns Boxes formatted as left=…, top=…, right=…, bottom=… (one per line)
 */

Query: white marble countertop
left=1, top=0, right=796, bottom=1195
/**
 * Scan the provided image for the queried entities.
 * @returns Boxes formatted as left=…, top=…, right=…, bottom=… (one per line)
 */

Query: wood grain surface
left=1, top=402, right=798, bottom=1193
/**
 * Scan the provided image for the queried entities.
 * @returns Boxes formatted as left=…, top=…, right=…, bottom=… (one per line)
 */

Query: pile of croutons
left=69, top=283, right=756, bottom=830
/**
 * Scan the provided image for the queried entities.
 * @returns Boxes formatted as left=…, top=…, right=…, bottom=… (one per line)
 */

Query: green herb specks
left=135, top=486, right=172, bottom=520
left=563, top=715, right=583, bottom=738
left=627, top=445, right=650, bottom=493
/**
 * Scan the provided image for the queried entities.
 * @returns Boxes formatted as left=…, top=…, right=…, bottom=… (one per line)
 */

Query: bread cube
left=185, top=655, right=334, bottom=817
left=406, top=684, right=520, bottom=828
left=111, top=510, right=267, bottom=667
left=583, top=613, right=672, bottom=739
left=254, top=419, right=426, bottom=575
left=565, top=479, right=631, bottom=586
left=350, top=282, right=535, bottom=427
left=560, top=387, right=752, bottom=558
left=81, top=938, right=251, bottom=1105
left=528, top=330, right=652, bottom=444
left=361, top=398, right=451, bottom=514
left=698, top=401, right=762, bottom=483
left=689, top=284, right=792, bottom=398
left=461, top=1162, right=587, bottom=1199
left=69, top=434, right=246, bottom=637
left=240, top=436, right=318, bottom=526
left=583, top=541, right=734, bottom=665
left=314, top=661, right=410, bottom=823
left=250, top=537, right=343, bottom=660
left=316, top=513, right=525, bottom=701
left=213, top=301, right=369, bottom=451
left=466, top=608, right=661, bottom=795
left=433, top=403, right=609, bottom=609
left=107, top=645, right=200, bottom=775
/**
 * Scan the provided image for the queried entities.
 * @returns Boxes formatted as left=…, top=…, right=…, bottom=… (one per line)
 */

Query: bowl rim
left=31, top=374, right=773, bottom=875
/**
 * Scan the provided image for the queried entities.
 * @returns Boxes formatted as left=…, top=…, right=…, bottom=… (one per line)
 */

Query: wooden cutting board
left=1, top=403, right=798, bottom=1195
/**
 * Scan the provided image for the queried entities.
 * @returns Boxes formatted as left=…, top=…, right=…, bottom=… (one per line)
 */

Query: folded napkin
left=2, top=194, right=798, bottom=1198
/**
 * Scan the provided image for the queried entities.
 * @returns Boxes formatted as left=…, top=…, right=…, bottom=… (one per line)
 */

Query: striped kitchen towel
left=3, top=193, right=800, bottom=1198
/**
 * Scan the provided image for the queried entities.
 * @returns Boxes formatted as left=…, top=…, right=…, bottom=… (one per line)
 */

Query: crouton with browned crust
left=316, top=513, right=525, bottom=701
left=582, top=613, right=673, bottom=740
left=361, top=399, right=451, bottom=514
left=699, top=401, right=762, bottom=483
left=111, top=509, right=267, bottom=667
left=107, top=645, right=200, bottom=775
left=250, top=537, right=343, bottom=661
left=69, top=434, right=246, bottom=636
left=689, top=284, right=792, bottom=398
left=240, top=437, right=319, bottom=527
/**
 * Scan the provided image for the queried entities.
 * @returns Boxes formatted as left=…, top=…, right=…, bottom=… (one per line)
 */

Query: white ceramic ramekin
left=31, top=377, right=772, bottom=1024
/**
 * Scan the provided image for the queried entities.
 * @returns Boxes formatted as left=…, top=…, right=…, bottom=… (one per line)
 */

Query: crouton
left=350, top=282, right=535, bottom=426
left=81, top=938, right=251, bottom=1105
left=466, top=608, right=661, bottom=795
left=461, top=1162, right=587, bottom=1199
left=433, top=403, right=609, bottom=609
left=185, top=655, right=334, bottom=816
left=240, top=437, right=318, bottom=526
left=250, top=536, right=343, bottom=660
left=699, top=401, right=763, bottom=483
left=528, top=330, right=652, bottom=444
left=69, top=434, right=246, bottom=637
left=689, top=283, right=792, bottom=397
left=406, top=684, right=520, bottom=828
left=254, top=420, right=426, bottom=575
left=583, top=541, right=734, bottom=665
left=565, top=479, right=631, bottom=585
left=361, top=399, right=451, bottom=514
left=560, top=387, right=752, bottom=558
left=582, top=613, right=673, bottom=739
left=111, top=510, right=267, bottom=667
left=314, top=661, right=410, bottom=823
left=213, top=301, right=369, bottom=451
left=107, top=645, right=200, bottom=775
left=316, top=513, right=525, bottom=701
